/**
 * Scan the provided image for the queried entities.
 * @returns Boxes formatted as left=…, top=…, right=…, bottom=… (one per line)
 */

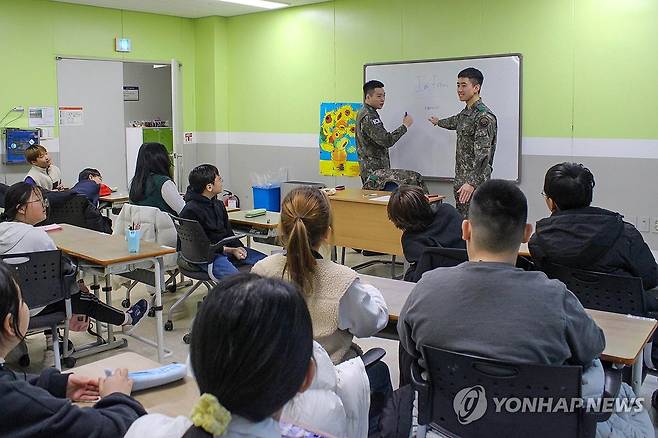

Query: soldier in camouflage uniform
left=430, top=68, right=497, bottom=217
left=356, top=80, right=418, bottom=189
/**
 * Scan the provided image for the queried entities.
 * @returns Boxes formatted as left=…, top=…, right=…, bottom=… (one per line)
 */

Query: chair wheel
left=183, top=333, right=191, bottom=344
left=63, top=357, right=77, bottom=368
left=18, top=354, right=30, bottom=368
left=166, top=284, right=177, bottom=293
left=652, top=389, right=658, bottom=410
left=147, top=308, right=156, bottom=318
left=164, top=320, right=174, bottom=331
left=121, top=299, right=131, bottom=308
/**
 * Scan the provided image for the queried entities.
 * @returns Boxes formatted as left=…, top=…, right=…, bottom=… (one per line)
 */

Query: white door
left=171, top=59, right=184, bottom=192
left=57, top=59, right=127, bottom=190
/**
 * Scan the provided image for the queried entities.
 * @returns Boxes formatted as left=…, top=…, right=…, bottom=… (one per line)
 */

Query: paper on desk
left=370, top=195, right=390, bottom=202
left=38, top=224, right=62, bottom=232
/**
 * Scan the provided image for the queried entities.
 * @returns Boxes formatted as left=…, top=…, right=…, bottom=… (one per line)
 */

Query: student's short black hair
left=469, top=179, right=527, bottom=252
left=458, top=67, right=484, bottom=88
left=78, top=168, right=101, bottom=182
left=543, top=162, right=595, bottom=210
left=189, top=273, right=313, bottom=423
left=363, top=80, right=385, bottom=99
left=387, top=186, right=434, bottom=232
left=0, top=262, right=26, bottom=341
left=188, top=164, right=220, bottom=194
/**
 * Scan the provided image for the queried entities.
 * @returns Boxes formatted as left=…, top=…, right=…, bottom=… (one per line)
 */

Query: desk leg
left=631, top=351, right=643, bottom=395
left=103, top=275, right=114, bottom=343
left=154, top=258, right=165, bottom=362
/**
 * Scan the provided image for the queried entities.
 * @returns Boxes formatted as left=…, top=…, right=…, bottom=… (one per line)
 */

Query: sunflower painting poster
left=319, top=102, right=362, bottom=176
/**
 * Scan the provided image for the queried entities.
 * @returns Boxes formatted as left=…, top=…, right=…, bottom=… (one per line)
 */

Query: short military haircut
left=458, top=67, right=484, bottom=88
left=469, top=179, right=527, bottom=253
left=387, top=185, right=434, bottom=232
left=543, top=162, right=595, bottom=210
left=188, top=164, right=220, bottom=194
left=24, top=145, right=47, bottom=163
left=78, top=168, right=101, bottom=182
left=363, top=80, right=385, bottom=99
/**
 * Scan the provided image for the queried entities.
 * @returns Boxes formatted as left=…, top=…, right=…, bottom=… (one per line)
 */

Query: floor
left=9, top=244, right=658, bottom=435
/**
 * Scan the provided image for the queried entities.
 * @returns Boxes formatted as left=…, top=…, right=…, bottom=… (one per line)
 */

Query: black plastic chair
left=170, top=215, right=244, bottom=335
left=540, top=263, right=646, bottom=317
left=40, top=193, right=89, bottom=228
left=412, top=346, right=616, bottom=438
left=0, top=251, right=74, bottom=369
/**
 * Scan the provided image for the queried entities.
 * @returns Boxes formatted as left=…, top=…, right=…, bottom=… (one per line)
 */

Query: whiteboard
left=364, top=54, right=521, bottom=181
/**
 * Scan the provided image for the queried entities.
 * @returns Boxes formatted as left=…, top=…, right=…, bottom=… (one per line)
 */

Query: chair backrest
left=540, top=263, right=646, bottom=316
left=414, top=345, right=585, bottom=438
left=170, top=215, right=213, bottom=264
left=0, top=250, right=65, bottom=310
left=40, top=193, right=90, bottom=228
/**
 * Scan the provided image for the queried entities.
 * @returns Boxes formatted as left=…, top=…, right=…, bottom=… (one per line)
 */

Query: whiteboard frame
left=363, top=53, right=523, bottom=183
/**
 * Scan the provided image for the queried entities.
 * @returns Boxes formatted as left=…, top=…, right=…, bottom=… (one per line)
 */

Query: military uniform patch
left=479, top=117, right=489, bottom=127
left=372, top=118, right=381, bottom=125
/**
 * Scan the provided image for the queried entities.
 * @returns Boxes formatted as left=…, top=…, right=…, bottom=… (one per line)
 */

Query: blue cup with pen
left=127, top=223, right=141, bottom=253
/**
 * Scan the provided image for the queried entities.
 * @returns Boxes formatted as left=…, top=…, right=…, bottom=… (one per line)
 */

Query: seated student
left=395, top=183, right=654, bottom=437
left=0, top=182, right=147, bottom=331
left=529, top=162, right=658, bottom=301
left=180, top=165, right=266, bottom=279
left=129, top=143, right=184, bottom=216
left=24, top=144, right=63, bottom=190
left=398, top=179, right=605, bottom=377
left=0, top=261, right=146, bottom=437
left=124, top=273, right=322, bottom=438
left=387, top=185, right=466, bottom=280
left=252, top=187, right=388, bottom=365
left=71, top=167, right=103, bottom=207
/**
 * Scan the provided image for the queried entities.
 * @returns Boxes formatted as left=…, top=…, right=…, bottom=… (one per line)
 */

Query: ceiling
left=50, top=0, right=330, bottom=18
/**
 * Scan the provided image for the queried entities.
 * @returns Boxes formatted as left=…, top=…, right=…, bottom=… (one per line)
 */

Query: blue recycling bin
left=252, top=185, right=281, bottom=212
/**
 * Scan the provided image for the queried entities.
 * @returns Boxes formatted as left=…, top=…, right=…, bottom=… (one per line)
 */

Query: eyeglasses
left=25, top=197, right=49, bottom=209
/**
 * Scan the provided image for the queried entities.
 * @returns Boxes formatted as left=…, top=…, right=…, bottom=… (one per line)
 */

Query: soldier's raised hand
left=403, top=113, right=414, bottom=128
left=428, top=116, right=439, bottom=126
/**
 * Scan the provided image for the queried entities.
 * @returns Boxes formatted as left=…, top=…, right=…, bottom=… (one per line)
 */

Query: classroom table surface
left=228, top=210, right=280, bottom=229
left=72, top=352, right=198, bottom=417
left=363, top=273, right=658, bottom=366
left=99, top=193, right=129, bottom=203
left=327, top=188, right=445, bottom=205
left=48, top=223, right=176, bottom=266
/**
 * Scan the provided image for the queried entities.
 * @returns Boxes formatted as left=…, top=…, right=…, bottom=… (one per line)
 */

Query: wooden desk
left=49, top=224, right=176, bottom=362
left=99, top=193, right=129, bottom=204
left=367, top=273, right=657, bottom=394
left=228, top=210, right=280, bottom=246
left=72, top=352, right=198, bottom=417
left=328, top=189, right=445, bottom=258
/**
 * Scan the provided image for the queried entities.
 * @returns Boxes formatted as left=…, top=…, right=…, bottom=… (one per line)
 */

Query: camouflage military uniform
left=436, top=98, right=497, bottom=217
left=362, top=168, right=429, bottom=193
left=356, top=103, right=408, bottom=185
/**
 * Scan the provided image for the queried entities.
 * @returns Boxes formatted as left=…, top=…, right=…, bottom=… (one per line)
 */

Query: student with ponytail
left=252, top=187, right=388, bottom=365
left=125, top=274, right=322, bottom=438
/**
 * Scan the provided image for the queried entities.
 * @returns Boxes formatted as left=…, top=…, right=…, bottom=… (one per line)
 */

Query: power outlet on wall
left=638, top=216, right=650, bottom=233
left=651, top=217, right=658, bottom=234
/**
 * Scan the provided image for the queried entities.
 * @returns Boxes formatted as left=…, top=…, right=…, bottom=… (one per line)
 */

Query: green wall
left=1, top=0, right=656, bottom=140
left=0, top=0, right=197, bottom=132
left=225, top=0, right=658, bottom=139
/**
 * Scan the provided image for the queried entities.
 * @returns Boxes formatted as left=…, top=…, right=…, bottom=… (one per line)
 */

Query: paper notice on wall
left=184, top=132, right=193, bottom=144
left=59, top=106, right=84, bottom=126
left=28, top=107, right=55, bottom=127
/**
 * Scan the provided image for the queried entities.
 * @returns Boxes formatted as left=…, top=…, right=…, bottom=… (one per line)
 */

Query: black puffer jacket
left=529, top=206, right=658, bottom=290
